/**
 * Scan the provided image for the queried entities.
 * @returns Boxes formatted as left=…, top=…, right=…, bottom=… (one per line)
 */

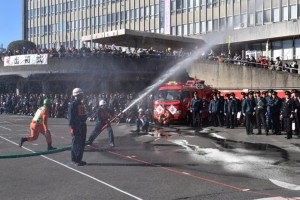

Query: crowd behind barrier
left=1, top=44, right=299, bottom=75
left=0, top=44, right=191, bottom=61
left=207, top=51, right=299, bottom=74
left=0, top=91, right=154, bottom=124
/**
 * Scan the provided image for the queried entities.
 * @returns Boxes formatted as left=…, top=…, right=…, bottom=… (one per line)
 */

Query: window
left=227, top=16, right=233, bottom=28
left=171, top=1, right=176, bottom=12
left=207, top=20, right=212, bottom=32
left=213, top=19, right=218, bottom=31
left=207, top=0, right=212, bottom=8
left=264, top=9, right=271, bottom=23
left=272, top=41, right=282, bottom=60
left=294, top=39, right=300, bottom=59
left=290, top=5, right=297, bottom=20
left=233, top=15, right=240, bottom=28
left=195, top=22, right=200, bottom=34
left=256, top=11, right=263, bottom=25
left=135, top=8, right=139, bottom=19
left=188, top=23, right=193, bottom=35
left=273, top=8, right=280, bottom=22
left=248, top=13, right=254, bottom=26
left=220, top=18, right=226, bottom=31
left=183, top=24, right=188, bottom=35
left=188, top=0, right=193, bottom=12
left=140, top=8, right=144, bottom=18
left=283, top=40, right=293, bottom=60
left=171, top=26, right=176, bottom=35
left=282, top=6, right=288, bottom=21
left=201, top=21, right=206, bottom=33
left=177, top=25, right=182, bottom=36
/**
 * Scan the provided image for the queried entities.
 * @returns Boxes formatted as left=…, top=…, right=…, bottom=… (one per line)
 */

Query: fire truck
left=153, top=79, right=216, bottom=124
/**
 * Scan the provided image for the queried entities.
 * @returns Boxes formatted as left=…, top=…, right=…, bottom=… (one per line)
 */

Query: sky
left=0, top=0, right=22, bottom=49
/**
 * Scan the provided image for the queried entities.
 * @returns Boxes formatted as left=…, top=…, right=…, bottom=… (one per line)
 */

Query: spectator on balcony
left=290, top=60, right=298, bottom=73
left=270, top=57, right=283, bottom=71
left=58, top=45, right=66, bottom=57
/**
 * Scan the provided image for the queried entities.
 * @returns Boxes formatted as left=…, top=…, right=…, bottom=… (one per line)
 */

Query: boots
left=48, top=144, right=57, bottom=150
left=19, top=137, right=27, bottom=147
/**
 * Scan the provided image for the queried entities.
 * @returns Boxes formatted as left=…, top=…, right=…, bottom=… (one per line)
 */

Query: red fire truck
left=153, top=79, right=216, bottom=124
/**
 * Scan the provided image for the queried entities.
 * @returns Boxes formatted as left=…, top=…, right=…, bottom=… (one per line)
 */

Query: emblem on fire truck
left=156, top=105, right=164, bottom=114
left=168, top=105, right=177, bottom=115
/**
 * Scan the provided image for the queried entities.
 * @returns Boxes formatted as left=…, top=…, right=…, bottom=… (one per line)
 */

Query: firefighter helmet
left=43, top=99, right=51, bottom=105
left=138, top=108, right=144, bottom=112
left=99, top=100, right=107, bottom=106
left=72, top=88, right=83, bottom=96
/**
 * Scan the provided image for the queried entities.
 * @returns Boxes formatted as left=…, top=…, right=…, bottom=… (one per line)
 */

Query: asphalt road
left=0, top=114, right=300, bottom=200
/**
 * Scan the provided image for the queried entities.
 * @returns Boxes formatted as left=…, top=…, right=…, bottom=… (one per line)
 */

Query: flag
left=266, top=40, right=269, bottom=59
left=228, top=35, right=231, bottom=55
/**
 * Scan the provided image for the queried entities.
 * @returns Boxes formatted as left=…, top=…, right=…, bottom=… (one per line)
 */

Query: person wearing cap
left=242, top=91, right=256, bottom=135
left=255, top=91, right=267, bottom=135
left=223, top=94, right=230, bottom=128
left=19, top=98, right=56, bottom=150
left=239, top=92, right=247, bottom=126
left=190, top=91, right=203, bottom=129
left=281, top=91, right=294, bottom=139
left=228, top=93, right=238, bottom=129
left=291, top=89, right=299, bottom=136
left=216, top=91, right=225, bottom=126
left=87, top=99, right=115, bottom=147
left=68, top=88, right=87, bottom=166
left=209, top=93, right=222, bottom=127
left=269, top=91, right=282, bottom=135
left=294, top=93, right=300, bottom=138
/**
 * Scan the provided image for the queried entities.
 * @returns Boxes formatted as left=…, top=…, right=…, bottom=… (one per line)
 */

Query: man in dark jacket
left=281, top=91, right=294, bottom=139
left=190, top=91, right=203, bottom=129
left=242, top=92, right=256, bottom=135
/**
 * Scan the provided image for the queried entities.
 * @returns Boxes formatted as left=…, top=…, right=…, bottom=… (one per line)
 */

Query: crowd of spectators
left=206, top=50, right=299, bottom=74
left=0, top=91, right=154, bottom=124
left=0, top=43, right=190, bottom=61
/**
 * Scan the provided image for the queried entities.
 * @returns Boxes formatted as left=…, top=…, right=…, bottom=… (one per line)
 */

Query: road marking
left=0, top=135, right=143, bottom=200
left=269, top=179, right=300, bottom=191
left=254, top=197, right=300, bottom=200
left=0, top=125, right=11, bottom=131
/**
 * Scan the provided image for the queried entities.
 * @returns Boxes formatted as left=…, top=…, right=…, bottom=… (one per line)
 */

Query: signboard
left=4, top=54, right=48, bottom=67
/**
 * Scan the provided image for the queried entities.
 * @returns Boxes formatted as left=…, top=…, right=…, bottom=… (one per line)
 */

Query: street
left=0, top=114, right=300, bottom=200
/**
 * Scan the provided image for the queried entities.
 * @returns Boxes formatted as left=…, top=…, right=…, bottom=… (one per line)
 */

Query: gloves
left=70, top=128, right=75, bottom=135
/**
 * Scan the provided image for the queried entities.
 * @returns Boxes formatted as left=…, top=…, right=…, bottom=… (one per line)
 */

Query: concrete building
left=23, top=0, right=300, bottom=60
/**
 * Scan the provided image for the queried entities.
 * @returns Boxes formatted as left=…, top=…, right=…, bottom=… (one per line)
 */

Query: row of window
left=27, top=6, right=300, bottom=38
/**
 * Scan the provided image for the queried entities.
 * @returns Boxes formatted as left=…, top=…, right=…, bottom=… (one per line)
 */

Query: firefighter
left=209, top=93, right=222, bottom=127
left=281, top=91, right=294, bottom=139
left=19, top=98, right=56, bottom=150
left=68, top=88, right=87, bottom=166
left=135, top=108, right=149, bottom=133
left=87, top=100, right=115, bottom=147
left=228, top=93, right=238, bottom=129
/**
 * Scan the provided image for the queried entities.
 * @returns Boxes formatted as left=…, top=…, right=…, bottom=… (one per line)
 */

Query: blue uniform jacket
left=209, top=99, right=221, bottom=113
left=242, top=98, right=256, bottom=114
left=68, top=99, right=87, bottom=128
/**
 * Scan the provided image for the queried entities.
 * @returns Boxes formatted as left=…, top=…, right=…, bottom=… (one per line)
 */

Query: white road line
left=0, top=125, right=12, bottom=131
left=269, top=179, right=300, bottom=191
left=0, top=135, right=143, bottom=200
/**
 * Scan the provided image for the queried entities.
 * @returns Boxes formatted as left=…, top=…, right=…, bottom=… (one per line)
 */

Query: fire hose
left=0, top=113, right=122, bottom=159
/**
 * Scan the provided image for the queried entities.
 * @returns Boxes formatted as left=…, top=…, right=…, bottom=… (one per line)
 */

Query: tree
left=7, top=40, right=36, bottom=53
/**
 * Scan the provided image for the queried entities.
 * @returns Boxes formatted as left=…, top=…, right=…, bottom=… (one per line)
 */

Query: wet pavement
left=1, top=115, right=300, bottom=200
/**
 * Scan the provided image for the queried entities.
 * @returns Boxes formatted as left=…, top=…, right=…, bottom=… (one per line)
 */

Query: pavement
left=144, top=123, right=300, bottom=163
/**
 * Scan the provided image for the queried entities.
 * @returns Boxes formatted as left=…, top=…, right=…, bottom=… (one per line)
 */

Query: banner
left=4, top=54, right=48, bottom=67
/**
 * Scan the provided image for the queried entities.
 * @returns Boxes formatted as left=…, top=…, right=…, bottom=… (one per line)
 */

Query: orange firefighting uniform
left=26, top=106, right=52, bottom=145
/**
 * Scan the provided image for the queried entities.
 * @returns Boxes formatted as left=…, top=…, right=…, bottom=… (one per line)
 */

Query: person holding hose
left=19, top=99, right=56, bottom=150
left=87, top=100, right=115, bottom=147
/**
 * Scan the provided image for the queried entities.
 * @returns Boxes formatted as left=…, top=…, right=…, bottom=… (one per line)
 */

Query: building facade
left=23, top=0, right=300, bottom=60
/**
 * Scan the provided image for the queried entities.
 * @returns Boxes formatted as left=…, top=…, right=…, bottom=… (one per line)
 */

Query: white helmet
left=72, top=88, right=83, bottom=96
left=99, top=100, right=107, bottom=106
left=138, top=108, right=144, bottom=112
